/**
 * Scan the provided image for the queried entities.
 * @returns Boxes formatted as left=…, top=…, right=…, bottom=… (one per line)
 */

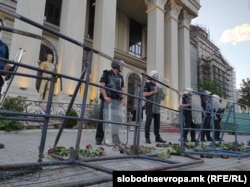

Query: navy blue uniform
left=0, top=39, right=9, bottom=87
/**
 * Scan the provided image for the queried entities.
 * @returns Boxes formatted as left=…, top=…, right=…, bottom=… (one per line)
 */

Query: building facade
left=0, top=0, right=202, bottom=112
left=190, top=25, right=236, bottom=101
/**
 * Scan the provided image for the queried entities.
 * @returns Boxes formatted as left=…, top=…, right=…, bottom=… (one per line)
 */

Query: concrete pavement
left=0, top=129, right=249, bottom=186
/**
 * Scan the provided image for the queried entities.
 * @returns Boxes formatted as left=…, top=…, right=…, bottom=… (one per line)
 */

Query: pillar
left=8, top=0, right=46, bottom=99
left=145, top=0, right=167, bottom=77
left=178, top=10, right=193, bottom=91
left=57, top=0, right=87, bottom=100
left=164, top=0, right=182, bottom=110
left=91, top=0, right=117, bottom=100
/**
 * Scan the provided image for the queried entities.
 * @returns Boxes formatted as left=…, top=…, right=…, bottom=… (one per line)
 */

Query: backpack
left=0, top=40, right=9, bottom=69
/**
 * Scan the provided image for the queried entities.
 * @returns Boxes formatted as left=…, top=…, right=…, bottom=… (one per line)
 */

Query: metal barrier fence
left=0, top=5, right=202, bottom=186
left=0, top=5, right=249, bottom=186
left=179, top=90, right=250, bottom=157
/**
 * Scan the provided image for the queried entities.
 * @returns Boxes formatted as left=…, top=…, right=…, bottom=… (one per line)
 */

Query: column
left=57, top=0, right=87, bottom=100
left=164, top=0, right=182, bottom=110
left=8, top=0, right=46, bottom=99
left=178, top=10, right=193, bottom=91
left=91, top=0, right=117, bottom=100
left=145, top=0, right=167, bottom=76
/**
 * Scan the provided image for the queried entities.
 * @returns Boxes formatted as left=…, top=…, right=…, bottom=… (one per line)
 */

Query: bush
left=64, top=108, right=79, bottom=129
left=85, top=98, right=100, bottom=129
left=0, top=96, right=28, bottom=131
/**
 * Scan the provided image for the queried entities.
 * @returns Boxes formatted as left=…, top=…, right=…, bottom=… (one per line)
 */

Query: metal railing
left=0, top=5, right=199, bottom=186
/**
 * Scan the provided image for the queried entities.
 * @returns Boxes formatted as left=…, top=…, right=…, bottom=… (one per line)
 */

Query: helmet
left=201, top=90, right=211, bottom=95
left=111, top=60, right=124, bottom=69
left=111, top=60, right=120, bottom=69
left=149, top=70, right=159, bottom=80
left=183, top=88, right=193, bottom=95
left=212, top=94, right=220, bottom=100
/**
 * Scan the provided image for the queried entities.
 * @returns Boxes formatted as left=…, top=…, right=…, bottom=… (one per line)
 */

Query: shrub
left=64, top=108, right=78, bottom=129
left=85, top=98, right=100, bottom=129
left=0, top=96, right=28, bottom=131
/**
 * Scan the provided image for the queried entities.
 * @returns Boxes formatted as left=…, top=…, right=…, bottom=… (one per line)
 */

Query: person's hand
left=104, top=96, right=111, bottom=104
left=121, top=99, right=126, bottom=106
left=214, top=115, right=218, bottom=121
left=3, top=64, right=11, bottom=71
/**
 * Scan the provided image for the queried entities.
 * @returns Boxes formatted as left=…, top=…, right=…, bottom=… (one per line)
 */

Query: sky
left=191, top=0, right=250, bottom=89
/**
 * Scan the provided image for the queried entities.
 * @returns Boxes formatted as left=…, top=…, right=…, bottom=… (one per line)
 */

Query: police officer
left=200, top=90, right=213, bottom=142
left=143, top=70, right=166, bottom=144
left=95, top=60, right=126, bottom=145
left=182, top=88, right=196, bottom=142
left=212, top=94, right=224, bottom=141
left=0, top=16, right=9, bottom=148
left=0, top=17, right=9, bottom=91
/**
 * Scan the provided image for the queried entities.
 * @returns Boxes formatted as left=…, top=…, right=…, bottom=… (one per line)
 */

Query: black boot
left=215, top=131, right=220, bottom=141
left=183, top=129, right=189, bottom=142
left=200, top=131, right=206, bottom=142
left=155, top=137, right=166, bottom=143
left=191, top=130, right=196, bottom=142
left=206, top=132, right=213, bottom=141
left=145, top=128, right=151, bottom=144
left=145, top=138, right=151, bottom=144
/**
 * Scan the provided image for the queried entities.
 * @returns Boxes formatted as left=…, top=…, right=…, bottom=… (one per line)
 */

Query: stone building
left=0, top=0, right=201, bottom=113
left=190, top=25, right=236, bottom=101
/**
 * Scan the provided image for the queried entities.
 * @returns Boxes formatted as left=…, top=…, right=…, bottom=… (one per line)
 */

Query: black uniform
left=95, top=69, right=124, bottom=144
left=214, top=108, right=224, bottom=140
left=182, top=94, right=196, bottom=142
left=201, top=96, right=212, bottom=141
left=144, top=81, right=165, bottom=143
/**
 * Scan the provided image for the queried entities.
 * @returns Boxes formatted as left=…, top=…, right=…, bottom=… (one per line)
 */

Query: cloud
left=220, top=24, right=250, bottom=45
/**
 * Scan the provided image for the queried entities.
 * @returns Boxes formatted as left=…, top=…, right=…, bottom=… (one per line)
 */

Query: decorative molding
left=179, top=10, right=194, bottom=29
left=202, top=55, right=214, bottom=62
left=165, top=0, right=182, bottom=22
left=145, top=0, right=167, bottom=12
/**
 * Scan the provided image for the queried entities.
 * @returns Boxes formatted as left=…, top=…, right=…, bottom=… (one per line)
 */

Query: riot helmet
left=201, top=90, right=211, bottom=95
left=183, top=88, right=193, bottom=95
left=111, top=60, right=124, bottom=72
left=212, top=94, right=220, bottom=100
left=149, top=70, right=159, bottom=80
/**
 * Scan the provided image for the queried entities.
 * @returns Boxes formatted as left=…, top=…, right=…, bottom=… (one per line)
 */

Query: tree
left=198, top=80, right=222, bottom=97
left=237, top=78, right=250, bottom=109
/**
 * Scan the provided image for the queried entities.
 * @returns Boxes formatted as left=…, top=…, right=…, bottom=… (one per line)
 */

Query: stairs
left=129, top=121, right=180, bottom=133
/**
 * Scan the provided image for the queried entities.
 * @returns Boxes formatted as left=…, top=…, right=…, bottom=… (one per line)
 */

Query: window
left=44, top=0, right=62, bottom=26
left=129, top=19, right=142, bottom=58
left=87, top=0, right=95, bottom=39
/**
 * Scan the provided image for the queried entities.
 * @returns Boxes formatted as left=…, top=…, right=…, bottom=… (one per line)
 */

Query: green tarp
left=221, top=112, right=250, bottom=134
